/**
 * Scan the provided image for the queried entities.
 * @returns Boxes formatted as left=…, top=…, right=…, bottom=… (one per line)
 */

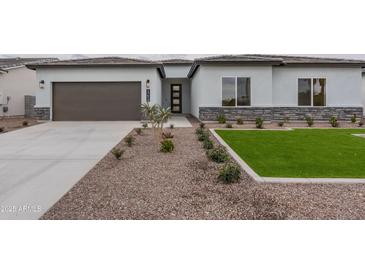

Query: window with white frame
left=222, top=77, right=251, bottom=107
left=298, top=78, right=326, bottom=106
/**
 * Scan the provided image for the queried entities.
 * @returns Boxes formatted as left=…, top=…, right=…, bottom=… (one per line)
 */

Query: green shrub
left=197, top=131, right=209, bottom=142
left=278, top=121, right=284, bottom=127
left=203, top=138, right=214, bottom=150
left=160, top=139, right=174, bottom=153
left=142, top=122, right=148, bottom=129
left=305, top=115, right=314, bottom=127
left=351, top=114, right=357, bottom=123
left=22, top=121, right=28, bottom=126
left=162, top=131, right=174, bottom=139
left=226, top=123, right=233, bottom=128
left=199, top=122, right=205, bottom=129
left=195, top=127, right=204, bottom=135
left=255, top=117, right=264, bottom=129
left=111, top=148, right=124, bottom=160
left=330, top=116, right=339, bottom=127
left=135, top=128, right=142, bottom=135
left=170, top=124, right=174, bottom=129
left=236, top=118, right=243, bottom=125
left=218, top=163, right=241, bottom=183
left=125, top=135, right=135, bottom=147
left=206, top=146, right=229, bottom=163
left=217, top=114, right=226, bottom=124
left=0, top=127, right=4, bottom=133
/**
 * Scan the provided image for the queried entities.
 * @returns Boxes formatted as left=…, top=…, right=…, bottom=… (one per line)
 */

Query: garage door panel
left=53, top=82, right=141, bottom=121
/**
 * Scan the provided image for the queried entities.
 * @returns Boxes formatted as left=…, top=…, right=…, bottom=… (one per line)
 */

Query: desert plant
left=283, top=116, right=290, bottom=123
left=206, top=146, right=229, bottom=163
left=195, top=127, right=204, bottom=135
left=142, top=122, right=148, bottom=129
left=22, top=121, right=28, bottom=126
left=278, top=121, right=284, bottom=127
left=236, top=118, right=243, bottom=125
left=197, top=131, right=210, bottom=142
left=203, top=138, right=214, bottom=150
left=226, top=123, right=233, bottom=128
left=351, top=114, right=357, bottom=123
left=255, top=117, right=264, bottom=129
left=305, top=115, right=314, bottom=127
left=217, top=113, right=226, bottom=124
left=162, top=131, right=174, bottom=139
left=0, top=127, right=4, bottom=133
left=160, top=139, right=174, bottom=153
left=218, top=163, right=241, bottom=183
left=135, top=128, right=142, bottom=135
left=330, top=116, right=339, bottom=127
left=111, top=148, right=124, bottom=160
left=170, top=124, right=174, bottom=129
left=125, top=135, right=135, bottom=147
left=199, top=122, right=205, bottom=129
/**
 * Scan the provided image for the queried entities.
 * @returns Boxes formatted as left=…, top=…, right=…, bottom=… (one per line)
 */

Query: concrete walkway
left=0, top=121, right=140, bottom=220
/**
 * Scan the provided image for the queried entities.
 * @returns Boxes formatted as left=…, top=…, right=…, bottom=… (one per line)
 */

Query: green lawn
left=216, top=129, right=365, bottom=178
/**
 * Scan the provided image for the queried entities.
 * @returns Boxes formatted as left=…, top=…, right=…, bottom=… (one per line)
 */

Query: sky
left=1, top=54, right=365, bottom=61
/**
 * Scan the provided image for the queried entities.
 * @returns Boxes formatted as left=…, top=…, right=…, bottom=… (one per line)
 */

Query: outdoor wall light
left=39, top=80, right=45, bottom=89
left=146, top=79, right=150, bottom=88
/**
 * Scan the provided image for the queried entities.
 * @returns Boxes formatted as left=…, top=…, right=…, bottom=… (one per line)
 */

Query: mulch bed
left=42, top=120, right=365, bottom=220
left=0, top=117, right=39, bottom=133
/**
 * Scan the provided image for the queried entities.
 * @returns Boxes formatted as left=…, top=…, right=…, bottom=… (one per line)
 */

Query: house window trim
left=297, top=77, right=327, bottom=107
left=221, top=76, right=251, bottom=107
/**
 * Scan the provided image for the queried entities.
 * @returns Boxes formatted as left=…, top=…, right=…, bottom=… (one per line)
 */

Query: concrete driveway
left=0, top=121, right=140, bottom=220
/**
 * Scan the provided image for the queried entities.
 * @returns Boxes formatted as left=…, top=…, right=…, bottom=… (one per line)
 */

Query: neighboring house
left=0, top=58, right=57, bottom=117
left=26, top=55, right=365, bottom=121
left=362, top=68, right=365, bottom=113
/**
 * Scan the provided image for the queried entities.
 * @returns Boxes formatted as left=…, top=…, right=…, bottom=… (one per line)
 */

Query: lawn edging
left=210, top=128, right=365, bottom=184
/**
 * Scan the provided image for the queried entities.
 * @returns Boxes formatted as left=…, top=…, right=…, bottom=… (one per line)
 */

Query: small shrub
left=0, top=127, right=4, bottom=133
left=195, top=127, right=204, bottom=135
left=330, top=116, right=339, bottom=128
left=135, top=128, right=142, bottom=135
left=217, top=114, right=226, bottom=124
left=236, top=118, right=243, bottom=125
left=255, top=117, right=264, bottom=129
left=305, top=115, right=314, bottom=127
left=197, top=131, right=209, bottom=142
left=206, top=146, right=229, bottom=163
left=125, top=135, right=135, bottom=147
left=351, top=114, right=357, bottom=123
left=359, top=120, right=364, bottom=127
left=170, top=124, right=174, bottom=129
left=284, top=116, right=290, bottom=123
left=22, top=121, right=29, bottom=126
left=142, top=122, right=148, bottom=129
left=162, top=131, right=174, bottom=139
left=218, top=163, right=241, bottom=183
left=199, top=122, right=205, bottom=129
left=111, top=148, right=124, bottom=160
left=203, top=138, right=214, bottom=150
left=278, top=121, right=284, bottom=127
left=226, top=123, right=233, bottom=128
left=160, top=139, right=174, bottom=153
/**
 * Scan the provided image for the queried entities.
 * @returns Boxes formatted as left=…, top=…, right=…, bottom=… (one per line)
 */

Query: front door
left=171, top=84, right=182, bottom=113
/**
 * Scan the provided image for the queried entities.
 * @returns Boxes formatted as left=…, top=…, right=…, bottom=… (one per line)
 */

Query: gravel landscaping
left=42, top=118, right=365, bottom=220
left=0, top=117, right=39, bottom=133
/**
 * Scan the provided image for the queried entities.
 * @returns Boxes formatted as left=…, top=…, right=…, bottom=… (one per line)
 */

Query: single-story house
left=0, top=58, right=57, bottom=117
left=26, top=55, right=365, bottom=121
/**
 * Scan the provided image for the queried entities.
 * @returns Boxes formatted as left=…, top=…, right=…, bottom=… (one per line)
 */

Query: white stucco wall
left=0, top=66, right=38, bottom=116
left=190, top=65, right=273, bottom=118
left=35, top=67, right=163, bottom=118
left=162, top=78, right=191, bottom=113
left=273, top=66, right=363, bottom=107
left=362, top=72, right=365, bottom=113
left=164, top=65, right=191, bottom=78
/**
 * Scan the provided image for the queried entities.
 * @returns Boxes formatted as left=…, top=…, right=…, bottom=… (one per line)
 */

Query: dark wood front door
left=171, top=84, right=182, bottom=113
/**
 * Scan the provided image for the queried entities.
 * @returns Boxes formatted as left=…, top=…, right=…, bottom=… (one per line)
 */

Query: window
left=222, top=77, right=251, bottom=106
left=298, top=78, right=326, bottom=106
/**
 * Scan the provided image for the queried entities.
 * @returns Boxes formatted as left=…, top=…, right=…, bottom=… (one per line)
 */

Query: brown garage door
left=52, top=82, right=141, bottom=121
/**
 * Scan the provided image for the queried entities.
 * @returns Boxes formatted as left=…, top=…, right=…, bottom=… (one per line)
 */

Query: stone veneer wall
left=199, top=107, right=363, bottom=121
left=33, top=107, right=50, bottom=120
left=24, top=95, right=36, bottom=118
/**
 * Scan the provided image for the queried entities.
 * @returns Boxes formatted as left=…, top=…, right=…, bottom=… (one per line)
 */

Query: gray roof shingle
left=0, top=57, right=58, bottom=70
